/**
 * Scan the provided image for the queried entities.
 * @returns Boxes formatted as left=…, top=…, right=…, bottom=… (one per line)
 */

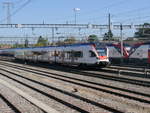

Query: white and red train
left=1, top=42, right=150, bottom=66
left=106, top=43, right=129, bottom=63
left=106, top=42, right=150, bottom=65
left=0, top=43, right=110, bottom=67
left=128, top=42, right=150, bottom=65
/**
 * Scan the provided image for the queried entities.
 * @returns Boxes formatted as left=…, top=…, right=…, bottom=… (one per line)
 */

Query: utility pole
left=3, top=1, right=13, bottom=24
left=120, top=23, right=124, bottom=64
left=73, top=8, right=80, bottom=24
left=108, top=13, right=111, bottom=41
left=52, top=27, right=55, bottom=44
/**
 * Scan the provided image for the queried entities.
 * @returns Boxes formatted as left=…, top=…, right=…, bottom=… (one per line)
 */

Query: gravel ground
left=81, top=70, right=150, bottom=94
left=0, top=63, right=150, bottom=113
left=88, top=68, right=150, bottom=82
left=5, top=61, right=150, bottom=96
left=0, top=68, right=111, bottom=113
left=0, top=84, right=44, bottom=113
left=0, top=94, right=15, bottom=113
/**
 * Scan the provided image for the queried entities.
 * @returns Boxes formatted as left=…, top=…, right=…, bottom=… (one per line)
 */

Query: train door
left=61, top=51, right=65, bottom=64
left=88, top=50, right=97, bottom=64
left=64, top=50, right=76, bottom=64
left=71, top=50, right=75, bottom=64
left=54, top=50, right=57, bottom=63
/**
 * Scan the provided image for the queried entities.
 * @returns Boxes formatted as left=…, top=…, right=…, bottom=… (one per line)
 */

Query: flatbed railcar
left=0, top=43, right=110, bottom=67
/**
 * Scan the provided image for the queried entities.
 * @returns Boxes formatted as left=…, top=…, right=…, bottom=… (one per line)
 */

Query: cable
left=13, top=0, right=25, bottom=4
left=80, top=0, right=128, bottom=16
left=0, top=0, right=32, bottom=23
left=46, top=0, right=129, bottom=24
left=112, top=6, right=150, bottom=20
left=77, top=0, right=150, bottom=24
left=117, top=15, right=150, bottom=23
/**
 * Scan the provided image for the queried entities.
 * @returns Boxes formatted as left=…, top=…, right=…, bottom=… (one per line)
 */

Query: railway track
left=0, top=73, right=92, bottom=113
left=0, top=61, right=125, bottom=113
left=103, top=66, right=150, bottom=77
left=0, top=80, right=51, bottom=113
left=5, top=61, right=149, bottom=87
left=1, top=62, right=150, bottom=97
left=0, top=93, right=21, bottom=113
left=1, top=56, right=150, bottom=76
left=0, top=60, right=150, bottom=113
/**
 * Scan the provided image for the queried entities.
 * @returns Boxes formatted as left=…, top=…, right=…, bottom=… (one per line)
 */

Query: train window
left=54, top=51, right=61, bottom=57
left=97, top=49, right=107, bottom=56
left=74, top=51, right=83, bottom=58
left=89, top=51, right=96, bottom=57
left=66, top=51, right=71, bottom=59
left=61, top=52, right=65, bottom=57
left=51, top=51, right=55, bottom=56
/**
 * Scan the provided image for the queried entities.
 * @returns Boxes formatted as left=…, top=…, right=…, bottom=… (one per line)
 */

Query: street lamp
left=73, top=8, right=80, bottom=24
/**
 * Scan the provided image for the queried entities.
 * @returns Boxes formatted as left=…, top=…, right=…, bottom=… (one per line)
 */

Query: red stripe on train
left=99, top=56, right=107, bottom=60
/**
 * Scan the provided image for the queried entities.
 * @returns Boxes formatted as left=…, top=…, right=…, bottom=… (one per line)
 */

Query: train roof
left=132, top=41, right=150, bottom=47
left=105, top=42, right=130, bottom=48
left=21, top=43, right=94, bottom=49
left=1, top=43, right=107, bottom=50
left=128, top=42, right=150, bottom=56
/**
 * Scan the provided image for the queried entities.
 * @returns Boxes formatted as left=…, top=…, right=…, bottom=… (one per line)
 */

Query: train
left=1, top=41, right=150, bottom=67
left=106, top=41, right=150, bottom=66
left=0, top=43, right=110, bottom=67
left=128, top=42, right=150, bottom=65
left=106, top=43, right=129, bottom=64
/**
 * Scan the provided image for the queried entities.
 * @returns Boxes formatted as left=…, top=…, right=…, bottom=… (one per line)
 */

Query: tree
left=103, top=30, right=113, bottom=41
left=13, top=42, right=25, bottom=48
left=87, top=35, right=99, bottom=43
left=135, top=23, right=150, bottom=38
left=35, top=36, right=49, bottom=47
left=24, top=39, right=29, bottom=47
left=64, top=37, right=76, bottom=44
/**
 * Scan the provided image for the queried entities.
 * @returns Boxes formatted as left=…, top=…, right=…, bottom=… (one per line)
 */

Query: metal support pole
left=52, top=27, right=55, bottom=44
left=108, top=13, right=111, bottom=41
left=74, top=11, right=77, bottom=24
left=120, top=24, right=124, bottom=64
left=74, top=8, right=80, bottom=24
left=3, top=2, right=13, bottom=24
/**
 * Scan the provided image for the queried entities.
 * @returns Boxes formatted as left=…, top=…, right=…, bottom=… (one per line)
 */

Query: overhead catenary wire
left=117, top=15, right=150, bottom=23
left=0, top=0, right=32, bottom=23
left=113, top=6, right=150, bottom=18
left=13, top=0, right=25, bottom=5
left=79, top=0, right=129, bottom=16
left=75, top=0, right=150, bottom=25
left=47, top=0, right=130, bottom=24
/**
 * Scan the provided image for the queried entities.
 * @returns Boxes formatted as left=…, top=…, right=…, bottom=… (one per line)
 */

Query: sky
left=0, top=0, right=148, bottom=24
left=0, top=0, right=150, bottom=43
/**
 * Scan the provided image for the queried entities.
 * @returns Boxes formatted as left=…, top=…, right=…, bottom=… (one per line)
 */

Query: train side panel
left=129, top=44, right=149, bottom=65
left=4, top=43, right=110, bottom=67
left=107, top=44, right=129, bottom=64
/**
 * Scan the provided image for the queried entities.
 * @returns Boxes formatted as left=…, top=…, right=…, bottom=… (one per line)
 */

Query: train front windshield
left=96, top=48, right=107, bottom=56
